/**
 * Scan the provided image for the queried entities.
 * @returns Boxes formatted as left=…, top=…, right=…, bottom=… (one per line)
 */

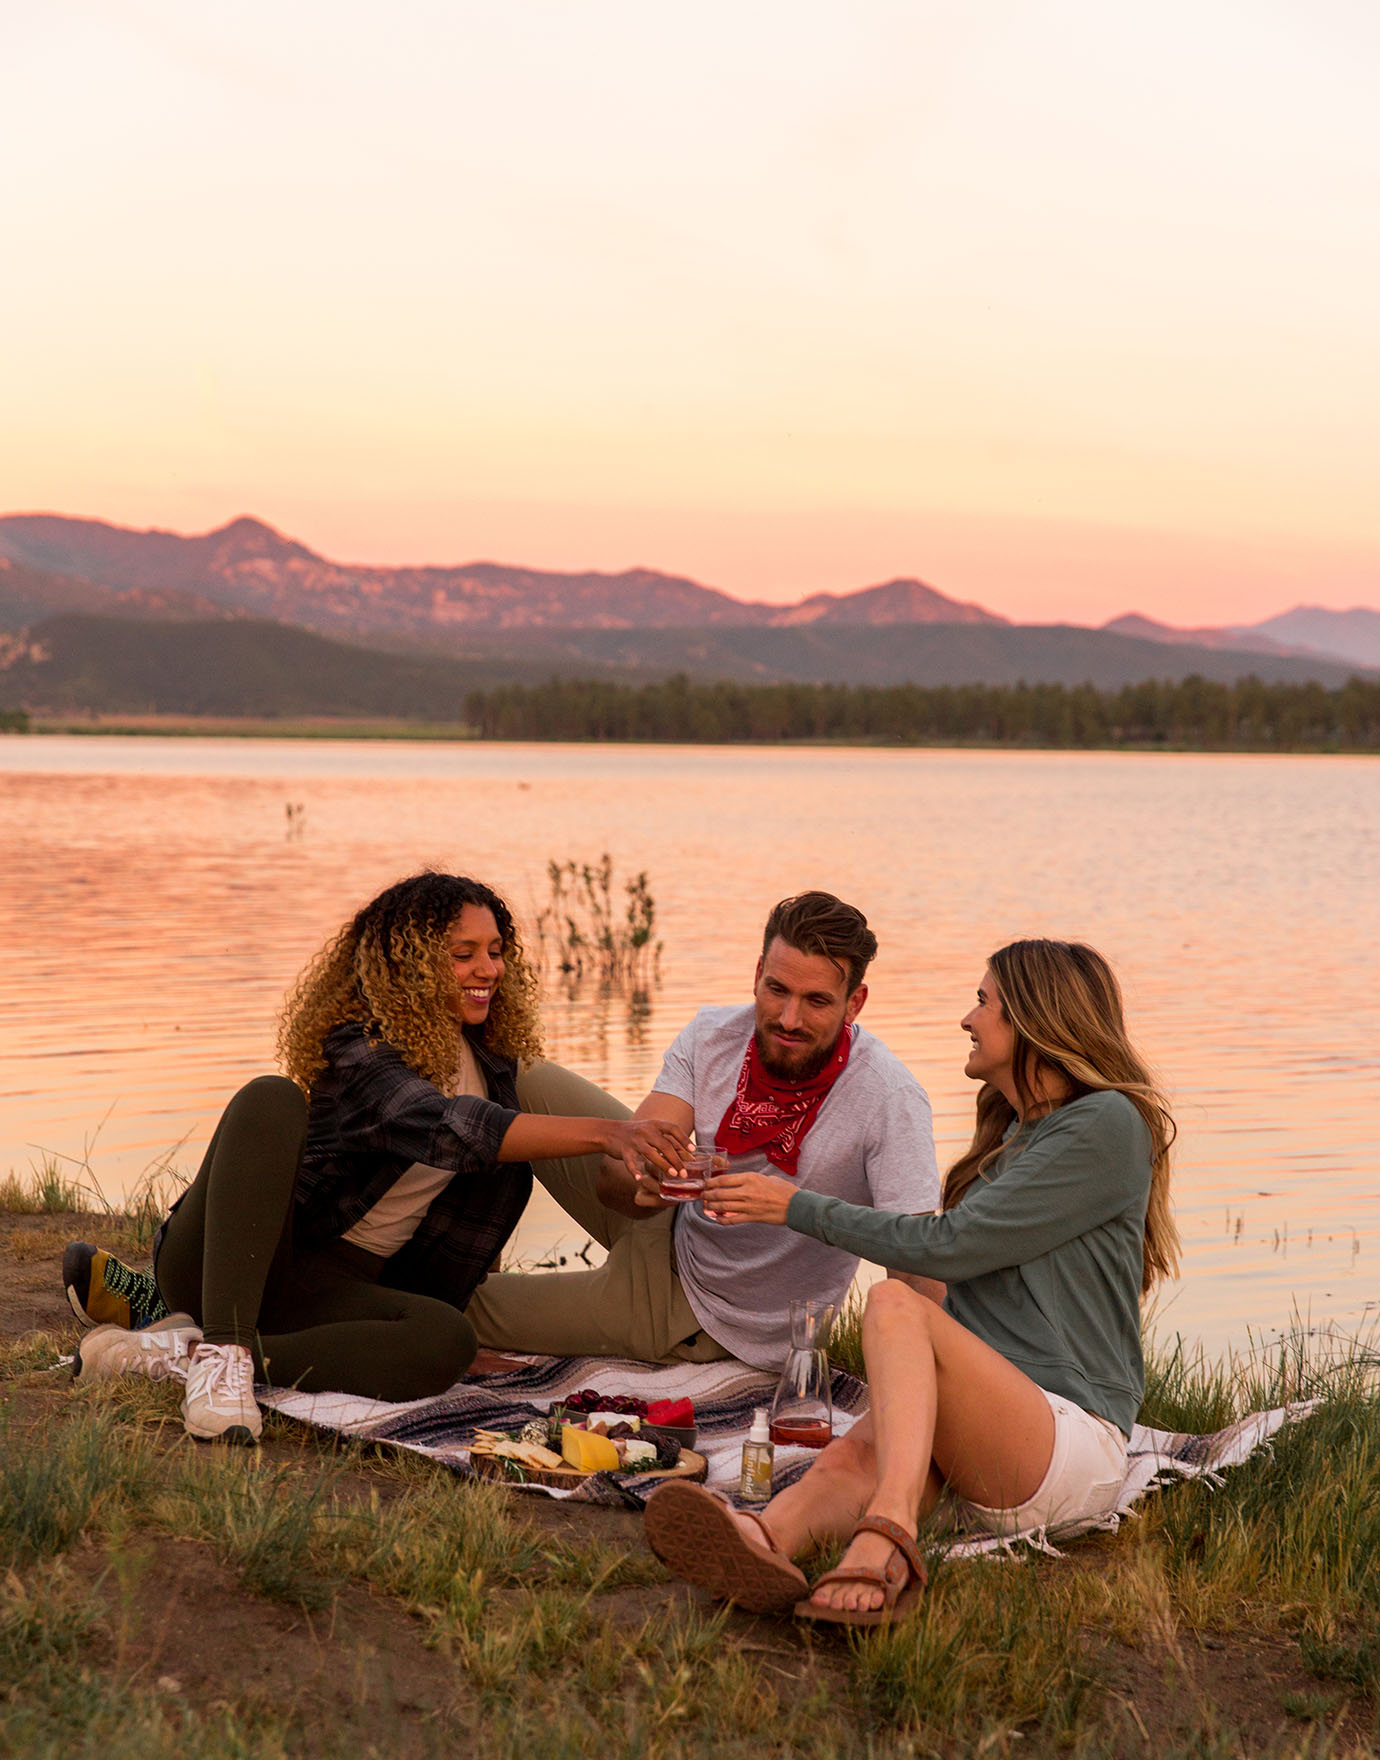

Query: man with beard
left=466, top=892, right=940, bottom=1369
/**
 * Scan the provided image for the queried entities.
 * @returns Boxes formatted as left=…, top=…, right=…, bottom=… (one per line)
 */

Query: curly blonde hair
left=944, top=939, right=1179, bottom=1295
left=277, top=873, right=544, bottom=1093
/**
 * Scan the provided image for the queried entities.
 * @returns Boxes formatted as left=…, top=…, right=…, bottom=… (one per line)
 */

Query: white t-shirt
left=653, top=1004, right=941, bottom=1369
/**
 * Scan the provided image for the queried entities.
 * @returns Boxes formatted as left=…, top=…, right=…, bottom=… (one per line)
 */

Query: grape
left=559, top=1389, right=648, bottom=1417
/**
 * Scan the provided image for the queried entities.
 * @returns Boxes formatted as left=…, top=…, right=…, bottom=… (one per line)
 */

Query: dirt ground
left=3, top=1211, right=1374, bottom=1757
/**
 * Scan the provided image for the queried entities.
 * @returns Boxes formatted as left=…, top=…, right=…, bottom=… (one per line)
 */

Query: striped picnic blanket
left=258, top=1354, right=1317, bottom=1546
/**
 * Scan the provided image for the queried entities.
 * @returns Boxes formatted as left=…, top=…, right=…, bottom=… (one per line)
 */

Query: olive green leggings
left=154, top=1075, right=475, bottom=1401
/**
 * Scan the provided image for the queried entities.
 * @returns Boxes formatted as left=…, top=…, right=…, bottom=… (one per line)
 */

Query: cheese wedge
left=560, top=1424, right=620, bottom=1473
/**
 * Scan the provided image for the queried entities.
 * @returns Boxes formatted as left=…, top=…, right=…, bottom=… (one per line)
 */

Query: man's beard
left=754, top=1025, right=838, bottom=1083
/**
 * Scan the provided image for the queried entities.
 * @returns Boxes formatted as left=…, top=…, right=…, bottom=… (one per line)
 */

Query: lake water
left=2, top=735, right=1377, bottom=1363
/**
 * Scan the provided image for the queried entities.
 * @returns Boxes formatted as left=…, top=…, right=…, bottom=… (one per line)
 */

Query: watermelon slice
left=645, top=1397, right=694, bottom=1429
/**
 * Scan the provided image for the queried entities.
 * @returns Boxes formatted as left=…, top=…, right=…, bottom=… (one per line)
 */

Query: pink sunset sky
left=4, top=1, right=1378, bottom=625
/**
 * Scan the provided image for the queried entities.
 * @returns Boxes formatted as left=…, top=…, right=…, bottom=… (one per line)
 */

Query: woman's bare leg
left=745, top=1410, right=946, bottom=1552
left=705, top=1283, right=1053, bottom=1608
left=751, top=1412, right=878, bottom=1555
left=808, top=1281, right=1056, bottom=1614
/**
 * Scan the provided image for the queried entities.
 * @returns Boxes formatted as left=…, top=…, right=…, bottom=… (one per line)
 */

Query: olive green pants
left=465, top=1061, right=730, bottom=1365
left=155, top=1075, right=474, bottom=1400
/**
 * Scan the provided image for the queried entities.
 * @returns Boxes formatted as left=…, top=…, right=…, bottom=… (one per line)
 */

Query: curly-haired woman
left=644, top=939, right=1177, bottom=1625
left=67, top=873, right=688, bottom=1443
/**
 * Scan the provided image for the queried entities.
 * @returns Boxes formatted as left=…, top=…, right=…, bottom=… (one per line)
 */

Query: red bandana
left=714, top=1024, right=853, bottom=1178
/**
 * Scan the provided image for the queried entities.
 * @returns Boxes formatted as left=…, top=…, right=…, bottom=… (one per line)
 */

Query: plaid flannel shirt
left=294, top=1022, right=531, bottom=1310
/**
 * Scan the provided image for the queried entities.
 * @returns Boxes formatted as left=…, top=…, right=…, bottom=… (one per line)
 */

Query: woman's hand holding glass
left=605, top=1116, right=691, bottom=1182
left=702, top=1170, right=795, bottom=1226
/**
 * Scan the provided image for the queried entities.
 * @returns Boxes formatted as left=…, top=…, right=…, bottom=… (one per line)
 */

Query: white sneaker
left=181, top=1341, right=262, bottom=1444
left=75, top=1313, right=202, bottom=1383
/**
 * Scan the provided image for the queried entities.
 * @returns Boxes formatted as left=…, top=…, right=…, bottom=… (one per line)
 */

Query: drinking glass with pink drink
left=659, top=1140, right=729, bottom=1200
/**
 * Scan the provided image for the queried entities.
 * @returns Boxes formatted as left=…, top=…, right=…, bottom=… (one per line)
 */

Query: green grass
left=846, top=1557, right=1098, bottom=1743
left=0, top=1406, right=157, bottom=1563
left=174, top=1455, right=345, bottom=1610
left=2, top=1321, right=1378, bottom=1756
left=825, top=1287, right=864, bottom=1377
left=1140, top=1328, right=1242, bottom=1432
left=1137, top=1323, right=1380, bottom=1636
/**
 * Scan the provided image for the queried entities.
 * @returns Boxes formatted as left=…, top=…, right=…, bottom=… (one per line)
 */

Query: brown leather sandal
left=794, top=1513, right=928, bottom=1626
left=644, top=1481, right=808, bottom=1614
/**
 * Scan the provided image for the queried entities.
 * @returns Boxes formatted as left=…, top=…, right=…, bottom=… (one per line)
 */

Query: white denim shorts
left=949, top=1389, right=1128, bottom=1541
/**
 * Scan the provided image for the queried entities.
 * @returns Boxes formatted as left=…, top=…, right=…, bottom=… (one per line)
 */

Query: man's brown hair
left=761, top=892, right=878, bottom=993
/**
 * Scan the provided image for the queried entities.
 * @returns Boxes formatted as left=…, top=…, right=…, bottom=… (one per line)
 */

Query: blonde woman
left=645, top=939, right=1177, bottom=1625
left=70, top=873, right=687, bottom=1443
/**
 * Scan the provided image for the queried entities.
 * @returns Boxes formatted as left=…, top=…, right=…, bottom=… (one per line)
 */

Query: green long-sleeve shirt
left=785, top=1089, right=1152, bottom=1436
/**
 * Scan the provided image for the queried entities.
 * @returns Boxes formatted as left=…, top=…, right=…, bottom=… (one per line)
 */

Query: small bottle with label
left=739, top=1406, right=775, bottom=1504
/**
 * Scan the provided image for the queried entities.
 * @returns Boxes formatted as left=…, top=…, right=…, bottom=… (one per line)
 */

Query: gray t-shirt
left=653, top=1004, right=940, bottom=1369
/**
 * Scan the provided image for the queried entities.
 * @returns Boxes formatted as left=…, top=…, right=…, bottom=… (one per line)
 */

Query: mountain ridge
left=0, top=512, right=1009, bottom=641
left=1, top=512, right=1373, bottom=675
left=2, top=612, right=1371, bottom=723
left=1242, top=605, right=1380, bottom=669
left=1100, top=612, right=1296, bottom=656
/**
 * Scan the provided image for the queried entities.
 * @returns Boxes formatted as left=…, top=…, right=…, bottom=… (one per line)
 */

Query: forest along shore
left=1, top=1195, right=1378, bottom=1758
left=6, top=672, right=1380, bottom=749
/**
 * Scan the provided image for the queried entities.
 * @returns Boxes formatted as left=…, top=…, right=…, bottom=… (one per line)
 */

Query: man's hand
left=702, top=1170, right=795, bottom=1227
left=595, top=1151, right=677, bottom=1215
left=630, top=1162, right=675, bottom=1209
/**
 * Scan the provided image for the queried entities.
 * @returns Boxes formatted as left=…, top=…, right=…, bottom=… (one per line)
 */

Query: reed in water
left=531, top=853, right=663, bottom=997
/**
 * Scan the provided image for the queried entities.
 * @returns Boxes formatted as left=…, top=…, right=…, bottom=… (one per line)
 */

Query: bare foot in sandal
left=797, top=1513, right=926, bottom=1626
left=809, top=1527, right=902, bottom=1615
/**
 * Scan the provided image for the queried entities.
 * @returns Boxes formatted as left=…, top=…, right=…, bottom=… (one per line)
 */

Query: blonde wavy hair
left=944, top=939, right=1179, bottom=1294
left=277, top=872, right=544, bottom=1093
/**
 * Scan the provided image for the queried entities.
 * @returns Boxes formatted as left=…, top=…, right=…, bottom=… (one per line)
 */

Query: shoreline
left=6, top=714, right=1378, bottom=755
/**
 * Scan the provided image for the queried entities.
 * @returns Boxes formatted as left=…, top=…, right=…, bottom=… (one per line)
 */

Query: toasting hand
left=702, top=1170, right=795, bottom=1226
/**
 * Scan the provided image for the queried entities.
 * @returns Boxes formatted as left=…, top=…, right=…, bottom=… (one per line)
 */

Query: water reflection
left=1, top=738, right=1377, bottom=1359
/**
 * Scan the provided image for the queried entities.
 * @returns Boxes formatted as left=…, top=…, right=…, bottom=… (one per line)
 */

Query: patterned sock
left=63, top=1242, right=169, bottom=1330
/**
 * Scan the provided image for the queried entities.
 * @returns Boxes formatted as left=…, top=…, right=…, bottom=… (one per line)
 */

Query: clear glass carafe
left=768, top=1297, right=837, bottom=1448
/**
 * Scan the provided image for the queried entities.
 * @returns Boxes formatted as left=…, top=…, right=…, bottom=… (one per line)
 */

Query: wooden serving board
left=468, top=1447, right=707, bottom=1490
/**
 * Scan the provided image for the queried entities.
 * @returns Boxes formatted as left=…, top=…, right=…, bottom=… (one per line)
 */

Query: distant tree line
left=464, top=674, right=1380, bottom=750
